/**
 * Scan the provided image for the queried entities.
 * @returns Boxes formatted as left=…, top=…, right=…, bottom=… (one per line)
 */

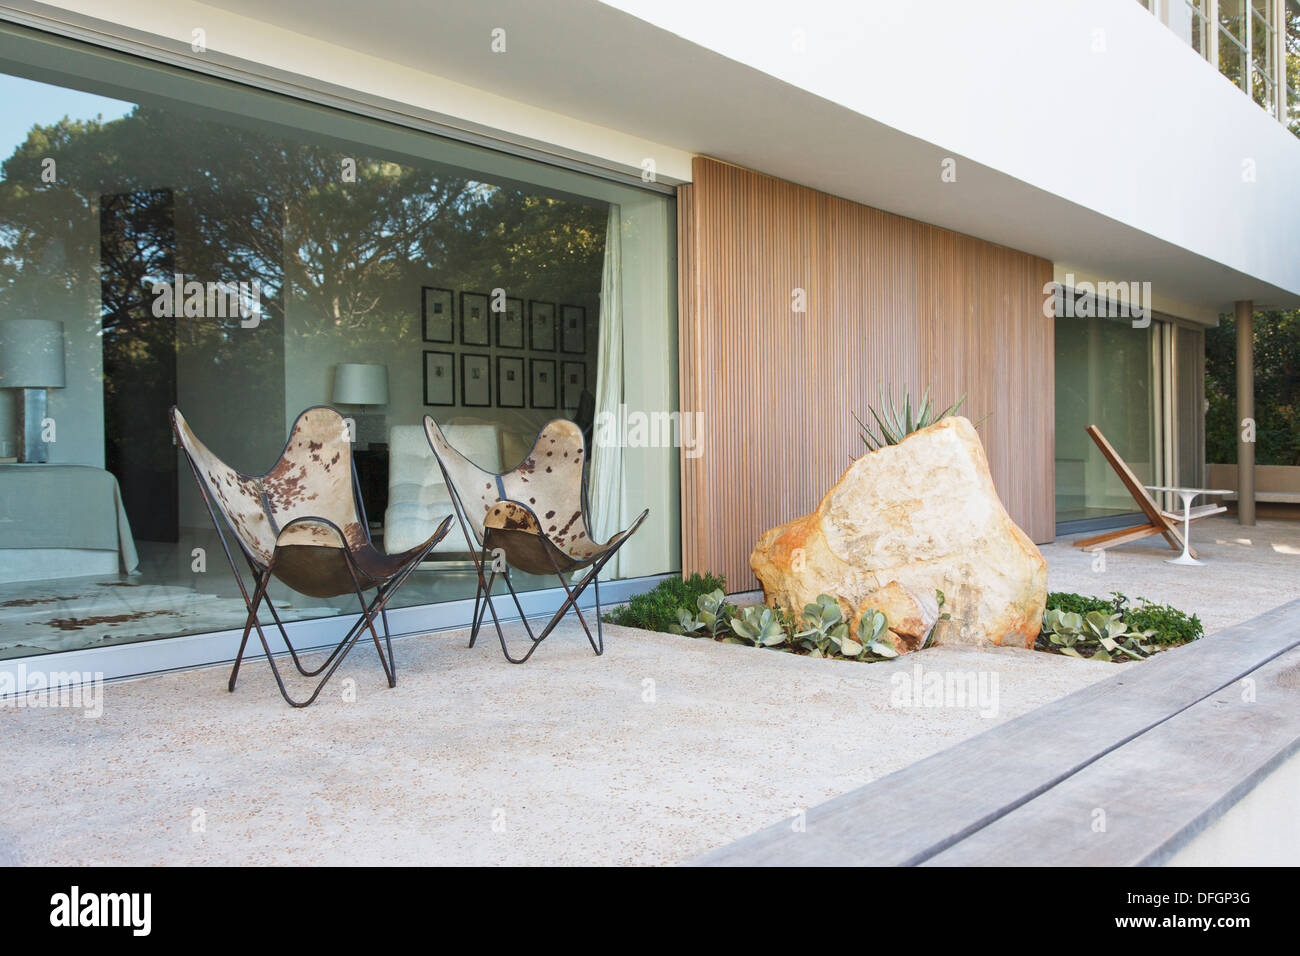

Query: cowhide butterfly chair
left=424, top=416, right=648, bottom=664
left=171, top=405, right=452, bottom=707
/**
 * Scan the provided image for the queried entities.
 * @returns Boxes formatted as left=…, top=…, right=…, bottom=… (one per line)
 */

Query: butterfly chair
left=423, top=416, right=648, bottom=663
left=171, top=406, right=452, bottom=707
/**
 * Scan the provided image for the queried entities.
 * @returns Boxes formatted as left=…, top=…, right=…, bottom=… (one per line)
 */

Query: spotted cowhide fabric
left=424, top=416, right=633, bottom=563
left=172, top=406, right=367, bottom=569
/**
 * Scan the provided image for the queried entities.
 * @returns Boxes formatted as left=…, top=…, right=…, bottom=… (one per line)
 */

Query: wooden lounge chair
left=1073, top=425, right=1225, bottom=557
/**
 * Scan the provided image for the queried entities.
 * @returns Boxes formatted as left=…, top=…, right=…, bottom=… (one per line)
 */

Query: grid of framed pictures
left=421, top=285, right=590, bottom=411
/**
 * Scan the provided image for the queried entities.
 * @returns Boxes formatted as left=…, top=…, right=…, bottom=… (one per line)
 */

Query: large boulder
left=750, top=416, right=1047, bottom=649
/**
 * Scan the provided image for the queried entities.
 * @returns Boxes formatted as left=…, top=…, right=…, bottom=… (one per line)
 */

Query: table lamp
left=332, top=363, right=389, bottom=448
left=332, top=363, right=389, bottom=407
left=0, top=319, right=65, bottom=463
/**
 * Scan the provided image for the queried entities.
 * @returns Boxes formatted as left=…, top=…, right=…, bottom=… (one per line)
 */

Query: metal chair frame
left=174, top=406, right=450, bottom=707
left=426, top=417, right=647, bottom=664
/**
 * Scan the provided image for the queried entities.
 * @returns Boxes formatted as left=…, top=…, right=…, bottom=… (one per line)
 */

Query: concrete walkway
left=1, top=624, right=1111, bottom=866
left=1043, top=516, right=1300, bottom=635
left=1, top=514, right=1295, bottom=866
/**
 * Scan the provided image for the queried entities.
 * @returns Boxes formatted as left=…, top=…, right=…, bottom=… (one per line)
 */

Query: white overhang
left=14, top=0, right=1300, bottom=318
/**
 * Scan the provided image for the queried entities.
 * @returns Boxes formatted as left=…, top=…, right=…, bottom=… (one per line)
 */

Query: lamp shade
left=0, top=319, right=65, bottom=388
left=332, top=363, right=388, bottom=405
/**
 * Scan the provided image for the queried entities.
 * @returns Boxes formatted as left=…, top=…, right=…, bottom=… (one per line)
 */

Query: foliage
left=0, top=107, right=609, bottom=470
left=793, top=593, right=848, bottom=657
left=1120, top=601, right=1205, bottom=648
left=848, top=608, right=899, bottom=660
left=1040, top=608, right=1155, bottom=662
left=1205, top=310, right=1300, bottom=466
left=728, top=605, right=788, bottom=647
left=854, top=385, right=978, bottom=452
left=604, top=573, right=727, bottom=632
left=674, top=588, right=732, bottom=639
left=1039, top=591, right=1203, bottom=660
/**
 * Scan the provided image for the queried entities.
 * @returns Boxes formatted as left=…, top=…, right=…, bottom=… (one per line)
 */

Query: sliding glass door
left=0, top=23, right=678, bottom=660
left=1055, top=306, right=1206, bottom=527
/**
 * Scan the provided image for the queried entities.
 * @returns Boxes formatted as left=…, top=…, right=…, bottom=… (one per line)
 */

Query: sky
left=0, top=73, right=135, bottom=161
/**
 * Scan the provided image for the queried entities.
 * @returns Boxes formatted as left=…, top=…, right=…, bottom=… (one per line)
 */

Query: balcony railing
left=1139, top=0, right=1300, bottom=136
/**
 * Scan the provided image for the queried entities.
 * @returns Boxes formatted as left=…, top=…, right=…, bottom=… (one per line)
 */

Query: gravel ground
left=1, top=514, right=1293, bottom=866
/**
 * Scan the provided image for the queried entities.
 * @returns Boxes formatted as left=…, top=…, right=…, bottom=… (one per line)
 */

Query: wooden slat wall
left=678, top=157, right=1055, bottom=590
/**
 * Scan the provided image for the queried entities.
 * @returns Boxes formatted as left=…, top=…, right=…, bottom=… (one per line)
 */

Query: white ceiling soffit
left=90, top=0, right=1300, bottom=313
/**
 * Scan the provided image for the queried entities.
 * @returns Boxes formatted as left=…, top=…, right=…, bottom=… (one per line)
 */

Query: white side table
left=1145, top=485, right=1232, bottom=566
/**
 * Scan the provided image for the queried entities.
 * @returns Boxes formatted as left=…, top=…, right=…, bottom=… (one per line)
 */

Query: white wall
left=22, top=0, right=1300, bottom=313
left=599, top=0, right=1300, bottom=301
left=1165, top=747, right=1300, bottom=866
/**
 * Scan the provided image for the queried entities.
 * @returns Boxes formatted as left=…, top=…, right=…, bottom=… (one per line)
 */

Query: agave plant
left=675, top=588, right=730, bottom=639
left=729, top=605, right=788, bottom=647
left=854, top=386, right=973, bottom=452
left=1042, top=608, right=1155, bottom=662
left=795, top=594, right=848, bottom=658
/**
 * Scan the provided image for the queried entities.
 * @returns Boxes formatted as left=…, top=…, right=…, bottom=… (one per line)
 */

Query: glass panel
left=1173, top=327, right=1206, bottom=491
left=1055, top=307, right=1158, bottom=525
left=1252, top=65, right=1277, bottom=111
left=1288, top=0, right=1300, bottom=135
left=1219, top=0, right=1248, bottom=44
left=1219, top=25, right=1250, bottom=91
left=1252, top=9, right=1276, bottom=83
left=0, top=26, right=678, bottom=659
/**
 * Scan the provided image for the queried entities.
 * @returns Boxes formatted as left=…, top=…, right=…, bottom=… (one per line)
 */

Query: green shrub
left=603, top=572, right=726, bottom=632
left=1122, top=601, right=1204, bottom=647
left=1043, top=591, right=1203, bottom=651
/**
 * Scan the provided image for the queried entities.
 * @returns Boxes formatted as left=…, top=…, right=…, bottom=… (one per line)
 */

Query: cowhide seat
left=172, top=405, right=452, bottom=707
left=423, top=415, right=647, bottom=663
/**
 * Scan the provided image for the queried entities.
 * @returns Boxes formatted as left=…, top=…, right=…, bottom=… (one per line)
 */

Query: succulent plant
left=729, top=605, right=788, bottom=647
left=676, top=588, right=731, bottom=639
left=848, top=608, right=898, bottom=659
left=918, top=588, right=951, bottom=650
left=854, top=386, right=980, bottom=452
left=1042, top=608, right=1155, bottom=662
left=795, top=594, right=848, bottom=658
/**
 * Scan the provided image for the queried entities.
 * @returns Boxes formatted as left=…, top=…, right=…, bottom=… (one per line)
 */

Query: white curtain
left=588, top=203, right=624, bottom=577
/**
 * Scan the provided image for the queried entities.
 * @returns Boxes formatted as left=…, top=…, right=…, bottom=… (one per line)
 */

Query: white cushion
left=384, top=424, right=502, bottom=554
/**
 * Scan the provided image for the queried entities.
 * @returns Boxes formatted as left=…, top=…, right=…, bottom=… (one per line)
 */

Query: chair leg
left=381, top=606, right=393, bottom=682
left=231, top=554, right=426, bottom=707
left=536, top=558, right=607, bottom=656
left=469, top=564, right=496, bottom=649
left=229, top=569, right=273, bottom=692
left=474, top=554, right=613, bottom=664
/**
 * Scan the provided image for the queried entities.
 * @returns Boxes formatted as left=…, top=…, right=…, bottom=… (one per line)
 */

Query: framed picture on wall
left=530, top=358, right=557, bottom=409
left=529, top=300, right=556, bottom=351
left=461, top=291, right=490, bottom=346
left=461, top=353, right=491, bottom=407
left=421, top=287, right=454, bottom=343
left=423, top=350, right=455, bottom=406
left=562, top=361, right=586, bottom=410
left=497, top=355, right=524, bottom=408
left=497, top=296, right=525, bottom=349
left=561, top=304, right=586, bottom=354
